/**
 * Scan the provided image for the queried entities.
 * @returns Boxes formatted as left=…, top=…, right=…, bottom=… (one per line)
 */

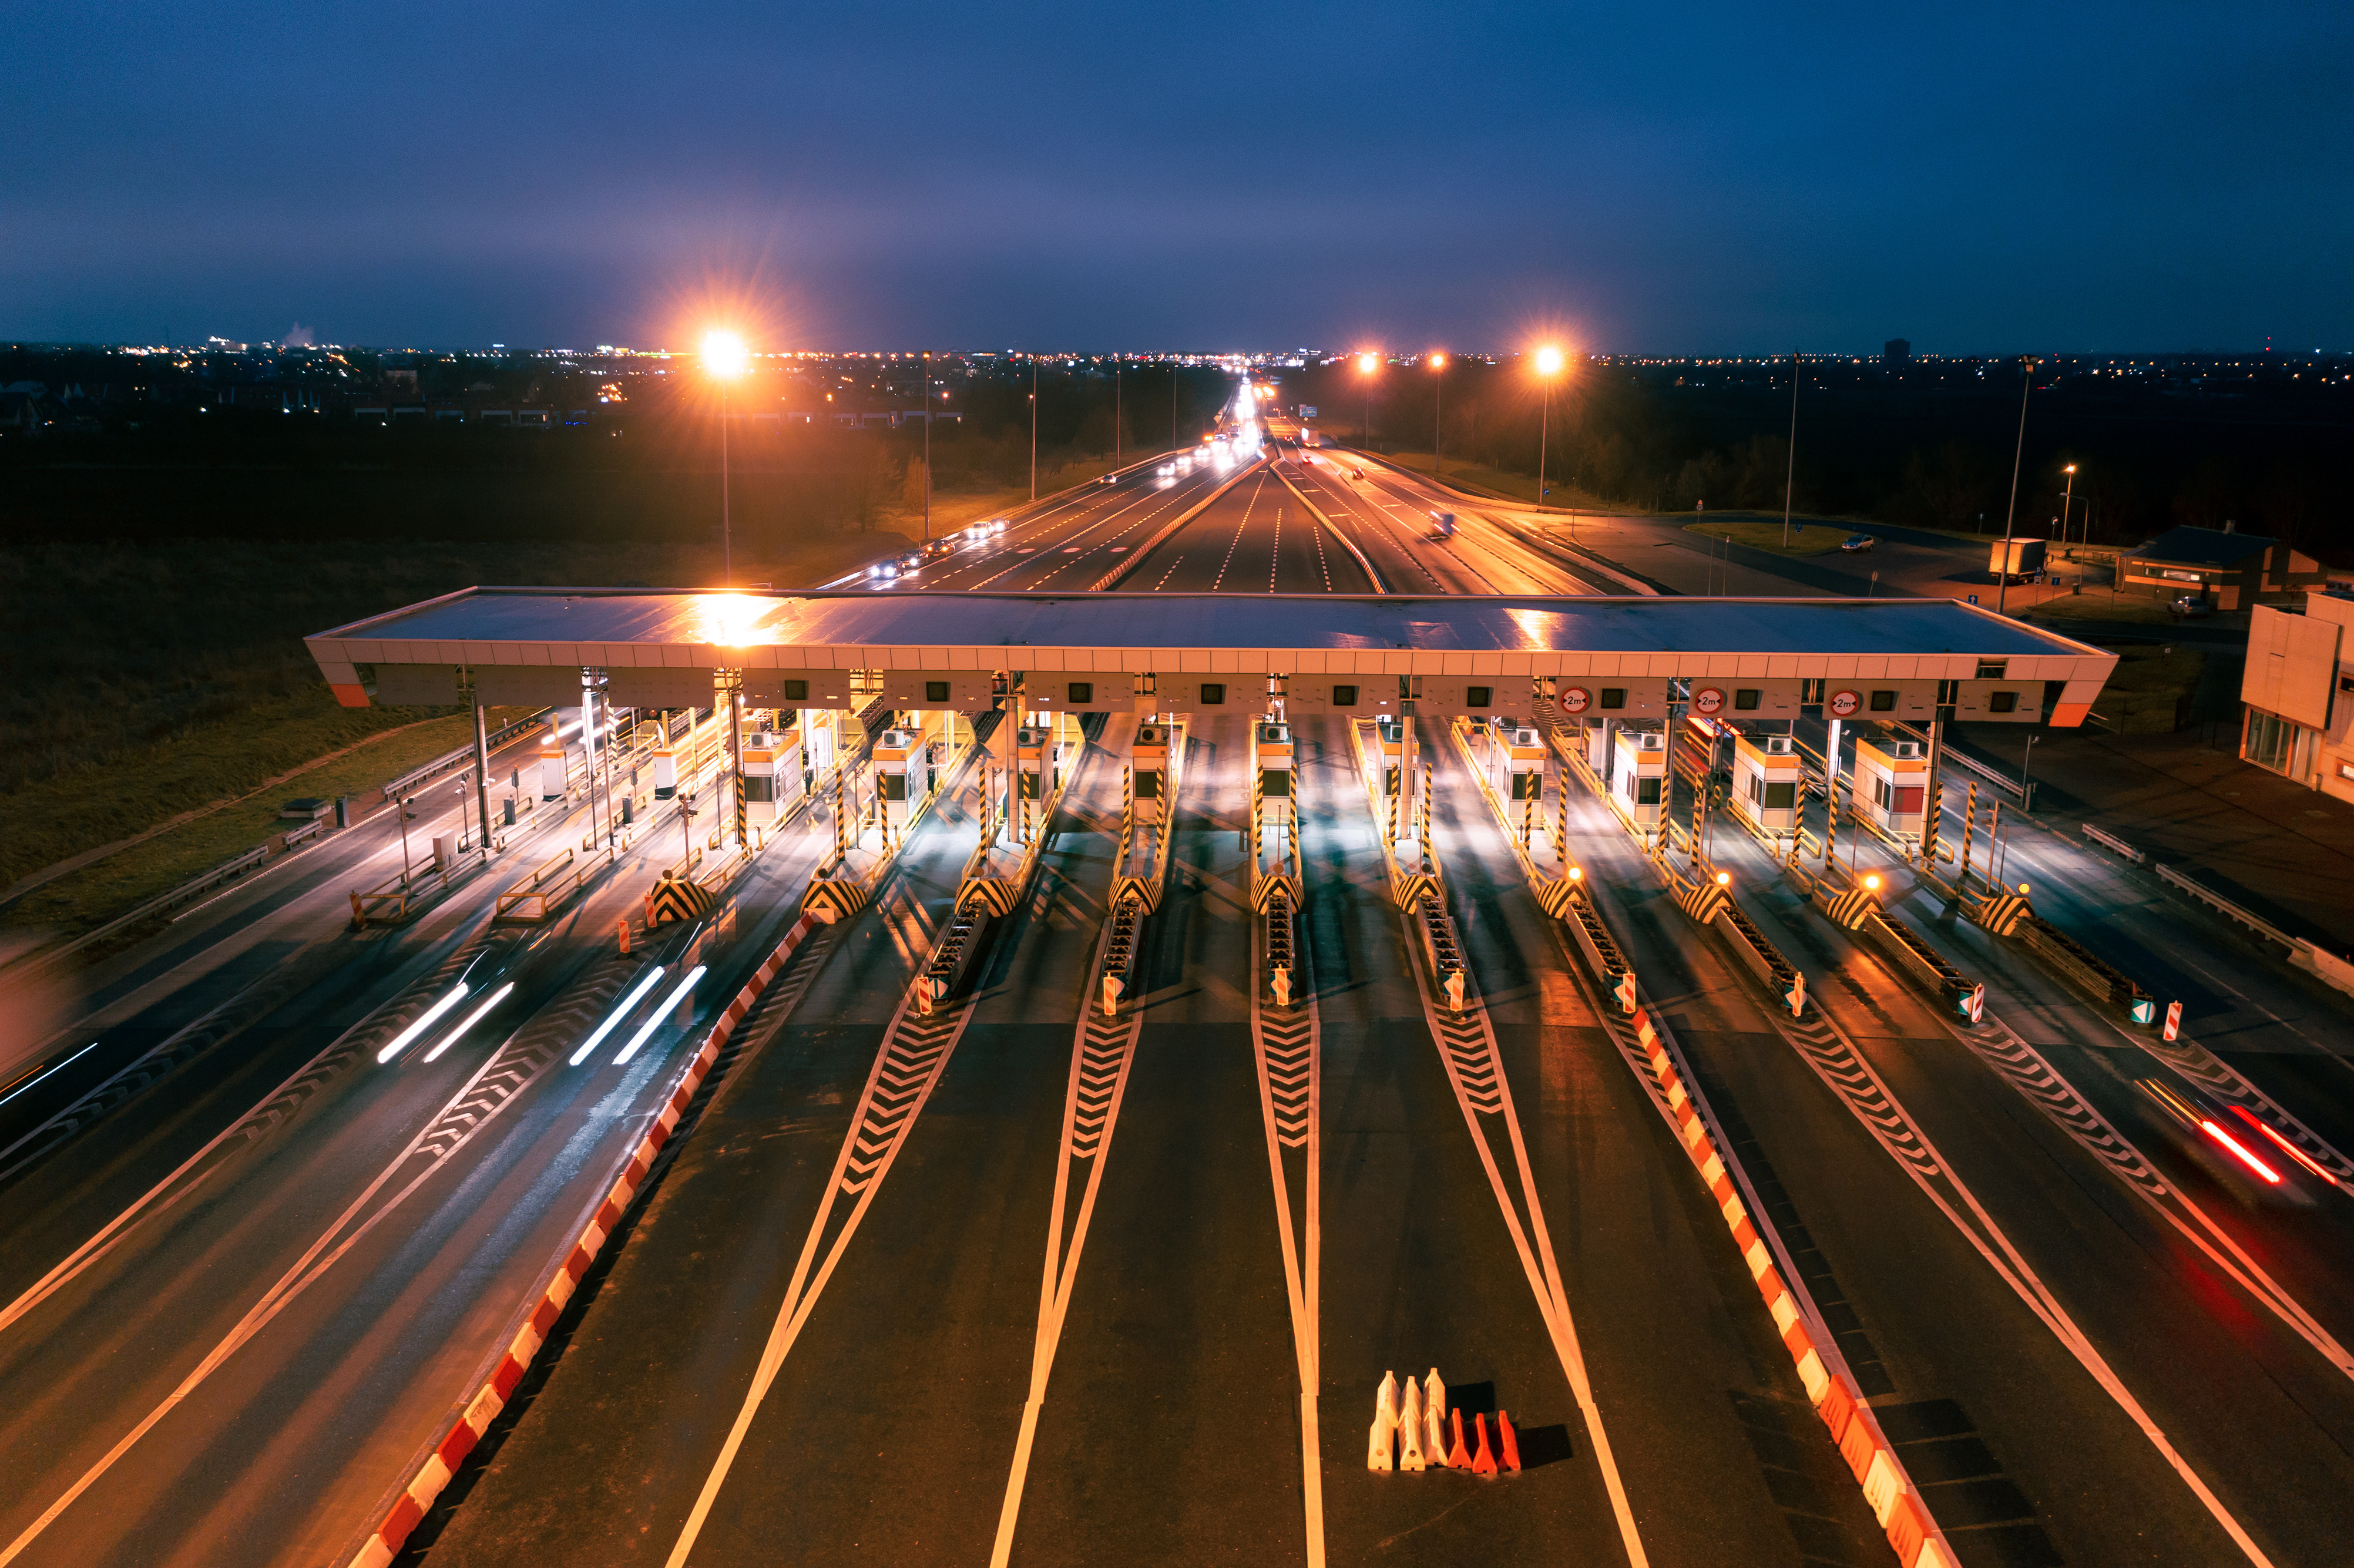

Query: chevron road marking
left=1250, top=899, right=1323, bottom=1566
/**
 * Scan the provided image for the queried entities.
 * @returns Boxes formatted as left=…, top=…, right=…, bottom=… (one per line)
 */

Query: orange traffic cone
left=1497, top=1409, right=1522, bottom=1473
left=1447, top=1408, right=1470, bottom=1469
left=1471, top=1413, right=1497, bottom=1476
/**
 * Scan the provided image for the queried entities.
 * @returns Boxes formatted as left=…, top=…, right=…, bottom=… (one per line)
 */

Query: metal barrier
left=2080, top=823, right=2145, bottom=865
left=2154, top=862, right=2296, bottom=951
left=495, top=847, right=590, bottom=922
left=381, top=707, right=552, bottom=801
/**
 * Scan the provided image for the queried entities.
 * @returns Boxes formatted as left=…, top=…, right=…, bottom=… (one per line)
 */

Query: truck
left=1989, top=538, right=2047, bottom=582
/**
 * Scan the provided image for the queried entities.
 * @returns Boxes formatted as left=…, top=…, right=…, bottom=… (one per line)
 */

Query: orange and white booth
left=1854, top=737, right=1929, bottom=838
left=1731, top=733, right=1802, bottom=834
left=1613, top=729, right=1667, bottom=827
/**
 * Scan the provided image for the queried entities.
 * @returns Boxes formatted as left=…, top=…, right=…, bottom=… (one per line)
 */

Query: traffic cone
left=1496, top=1410, right=1522, bottom=1473
left=1367, top=1373, right=1398, bottom=1471
left=1447, top=1408, right=1470, bottom=1469
left=1423, top=1369, right=1449, bottom=1466
left=1471, top=1413, right=1497, bottom=1476
left=1398, top=1379, right=1427, bottom=1471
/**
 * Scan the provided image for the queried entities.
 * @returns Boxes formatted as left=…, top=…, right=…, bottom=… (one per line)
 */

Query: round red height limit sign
left=1828, top=689, right=1862, bottom=718
left=1560, top=686, right=1591, bottom=714
left=1693, top=687, right=1725, bottom=716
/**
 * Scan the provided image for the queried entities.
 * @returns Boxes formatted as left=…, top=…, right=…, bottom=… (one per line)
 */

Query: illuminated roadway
left=3, top=413, right=2353, bottom=1567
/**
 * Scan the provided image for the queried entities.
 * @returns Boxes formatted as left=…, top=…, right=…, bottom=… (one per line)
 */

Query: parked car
left=1840, top=533, right=1876, bottom=552
left=2171, top=594, right=2213, bottom=618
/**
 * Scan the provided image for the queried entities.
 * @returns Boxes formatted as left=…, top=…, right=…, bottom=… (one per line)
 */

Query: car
left=2171, top=594, right=2214, bottom=618
left=923, top=539, right=953, bottom=558
left=1840, top=533, right=1876, bottom=552
left=899, top=553, right=924, bottom=571
left=1349, top=466, right=1365, bottom=479
left=1097, top=472, right=1119, bottom=484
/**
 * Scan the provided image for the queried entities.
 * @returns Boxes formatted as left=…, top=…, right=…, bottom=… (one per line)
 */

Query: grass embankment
left=2018, top=590, right=2179, bottom=627
left=1366, top=451, right=1621, bottom=512
left=1681, top=519, right=1845, bottom=558
left=2090, top=644, right=2207, bottom=734
left=872, top=443, right=1191, bottom=540
left=0, top=525, right=905, bottom=943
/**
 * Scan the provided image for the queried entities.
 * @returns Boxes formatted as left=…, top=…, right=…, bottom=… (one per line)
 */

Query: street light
left=1533, top=345, right=1566, bottom=508
left=1996, top=355, right=2039, bottom=617
left=1429, top=352, right=1447, bottom=481
left=2059, top=462, right=2080, bottom=550
left=702, top=330, right=750, bottom=586
left=1356, top=352, right=1378, bottom=451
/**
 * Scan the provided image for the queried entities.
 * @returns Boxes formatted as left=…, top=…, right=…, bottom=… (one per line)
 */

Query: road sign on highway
left=1614, top=969, right=1637, bottom=1013
left=1560, top=686, right=1591, bottom=715
left=1693, top=686, right=1725, bottom=717
left=1828, top=689, right=1861, bottom=718
left=2164, top=1000, right=2183, bottom=1041
left=1963, top=983, right=1985, bottom=1024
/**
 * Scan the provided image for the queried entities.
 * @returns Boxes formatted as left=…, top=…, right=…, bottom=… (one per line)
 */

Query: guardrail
left=495, top=847, right=592, bottom=923
left=2080, top=823, right=2145, bottom=865
left=381, top=707, right=553, bottom=802
left=2153, top=862, right=2296, bottom=951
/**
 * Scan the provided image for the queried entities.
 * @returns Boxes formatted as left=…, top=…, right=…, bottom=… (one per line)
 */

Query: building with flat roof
left=2117, top=525, right=2322, bottom=611
left=2241, top=585, right=2354, bottom=803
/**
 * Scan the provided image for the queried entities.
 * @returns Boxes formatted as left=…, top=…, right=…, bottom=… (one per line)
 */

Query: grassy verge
left=1371, top=451, right=1621, bottom=511
left=2090, top=644, right=2206, bottom=733
left=871, top=444, right=1187, bottom=540
left=1682, top=519, right=1845, bottom=558
left=0, top=706, right=530, bottom=943
left=2019, top=591, right=2180, bottom=627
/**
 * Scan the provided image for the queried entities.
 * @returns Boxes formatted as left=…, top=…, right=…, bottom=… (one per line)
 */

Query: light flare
left=378, top=984, right=471, bottom=1065
left=570, top=967, right=669, bottom=1066
left=423, top=983, right=518, bottom=1063
left=614, top=966, right=708, bottom=1065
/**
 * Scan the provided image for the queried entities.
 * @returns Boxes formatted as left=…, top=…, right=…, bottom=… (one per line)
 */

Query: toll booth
left=539, top=737, right=567, bottom=801
left=1255, top=720, right=1294, bottom=822
left=1375, top=717, right=1403, bottom=801
left=1015, top=725, right=1054, bottom=803
left=1730, top=733, right=1802, bottom=834
left=804, top=709, right=840, bottom=775
left=740, top=729, right=790, bottom=825
left=652, top=746, right=678, bottom=800
left=1500, top=724, right=1546, bottom=802
left=1583, top=717, right=1613, bottom=780
left=771, top=709, right=805, bottom=797
left=1133, top=723, right=1170, bottom=825
left=1613, top=730, right=1667, bottom=827
left=874, top=727, right=932, bottom=815
left=1854, top=737, right=1929, bottom=838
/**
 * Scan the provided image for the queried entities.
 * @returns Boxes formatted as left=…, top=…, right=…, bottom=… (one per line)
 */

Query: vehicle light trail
left=2234, top=1106, right=2338, bottom=1186
left=377, top=984, right=471, bottom=1064
left=614, top=966, right=705, bottom=1064
left=2201, top=1119, right=2284, bottom=1185
left=422, top=983, right=518, bottom=1062
left=569, top=967, right=666, bottom=1066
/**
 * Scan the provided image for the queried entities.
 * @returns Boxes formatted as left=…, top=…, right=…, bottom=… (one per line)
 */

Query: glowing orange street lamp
left=1533, top=345, right=1566, bottom=509
left=1356, top=351, right=1379, bottom=450
left=703, top=330, right=750, bottom=583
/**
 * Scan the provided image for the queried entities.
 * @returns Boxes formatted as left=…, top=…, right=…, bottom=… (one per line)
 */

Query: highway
left=4, top=413, right=2354, bottom=1568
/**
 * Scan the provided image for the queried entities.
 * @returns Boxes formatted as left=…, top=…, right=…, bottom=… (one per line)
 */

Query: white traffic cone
left=1423, top=1369, right=1449, bottom=1466
left=1398, top=1377, right=1427, bottom=1471
left=1367, top=1372, right=1399, bottom=1471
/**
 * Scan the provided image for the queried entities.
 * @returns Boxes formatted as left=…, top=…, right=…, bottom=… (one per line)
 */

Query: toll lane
left=1112, top=467, right=1378, bottom=596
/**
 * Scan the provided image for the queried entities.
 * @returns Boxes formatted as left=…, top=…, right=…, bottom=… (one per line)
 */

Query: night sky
left=11, top=2, right=2348, bottom=353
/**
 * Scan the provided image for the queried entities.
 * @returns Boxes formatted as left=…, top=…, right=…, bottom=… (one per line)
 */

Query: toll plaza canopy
left=308, top=589, right=2116, bottom=726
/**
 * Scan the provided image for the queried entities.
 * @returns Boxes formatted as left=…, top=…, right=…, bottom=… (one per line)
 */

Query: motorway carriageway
left=7, top=424, right=2354, bottom=1565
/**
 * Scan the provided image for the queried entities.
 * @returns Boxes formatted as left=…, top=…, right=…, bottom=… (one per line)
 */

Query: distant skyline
left=11, top=3, right=2350, bottom=355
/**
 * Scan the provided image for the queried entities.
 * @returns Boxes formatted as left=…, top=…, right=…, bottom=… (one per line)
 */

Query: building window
left=1734, top=689, right=1761, bottom=710
left=1636, top=777, right=1663, bottom=805
left=783, top=679, right=808, bottom=701
left=1199, top=683, right=1225, bottom=705
left=1975, top=660, right=2007, bottom=680
left=1764, top=781, right=1796, bottom=810
left=2244, top=710, right=2293, bottom=773
left=1067, top=681, right=1093, bottom=705
left=1870, top=690, right=1897, bottom=712
left=1466, top=685, right=1492, bottom=709
left=925, top=680, right=950, bottom=703
left=1600, top=688, right=1627, bottom=710
left=1332, top=684, right=1358, bottom=707
left=1989, top=691, right=2019, bottom=714
left=1874, top=775, right=1892, bottom=808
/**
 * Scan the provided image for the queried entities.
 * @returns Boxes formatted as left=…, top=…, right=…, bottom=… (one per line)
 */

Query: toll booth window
left=1200, top=683, right=1226, bottom=705
left=1869, top=690, right=1897, bottom=712
left=783, top=679, right=809, bottom=701
left=1466, top=685, right=1492, bottom=708
left=1989, top=691, right=2019, bottom=713
left=926, top=681, right=951, bottom=703
left=1599, top=688, right=1626, bottom=710
left=1764, top=781, right=1796, bottom=809
left=744, top=775, right=775, bottom=801
left=1976, top=660, right=2008, bottom=680
left=1332, top=684, right=1358, bottom=706
left=1734, top=689, right=1761, bottom=710
left=1067, top=681, right=1093, bottom=705
left=1636, top=777, right=1663, bottom=805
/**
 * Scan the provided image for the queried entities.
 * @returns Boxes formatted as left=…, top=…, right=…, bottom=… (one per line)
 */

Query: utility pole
left=1030, top=357, right=1038, bottom=502
left=1114, top=359, right=1121, bottom=463
left=1781, top=349, right=1799, bottom=546
left=1171, top=360, right=1179, bottom=455
left=1997, top=356, right=2038, bottom=616
left=921, top=350, right=932, bottom=543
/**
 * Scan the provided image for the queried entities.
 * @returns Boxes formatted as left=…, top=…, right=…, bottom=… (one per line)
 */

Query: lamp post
left=1429, top=351, right=1447, bottom=481
left=1030, top=356, right=1038, bottom=502
left=1114, top=358, right=1121, bottom=464
left=1533, top=345, right=1565, bottom=507
left=1782, top=348, right=1800, bottom=546
left=1356, top=352, right=1378, bottom=451
left=701, top=330, right=750, bottom=585
left=2058, top=462, right=2078, bottom=550
left=1996, top=355, right=2038, bottom=617
left=922, top=350, right=932, bottom=543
